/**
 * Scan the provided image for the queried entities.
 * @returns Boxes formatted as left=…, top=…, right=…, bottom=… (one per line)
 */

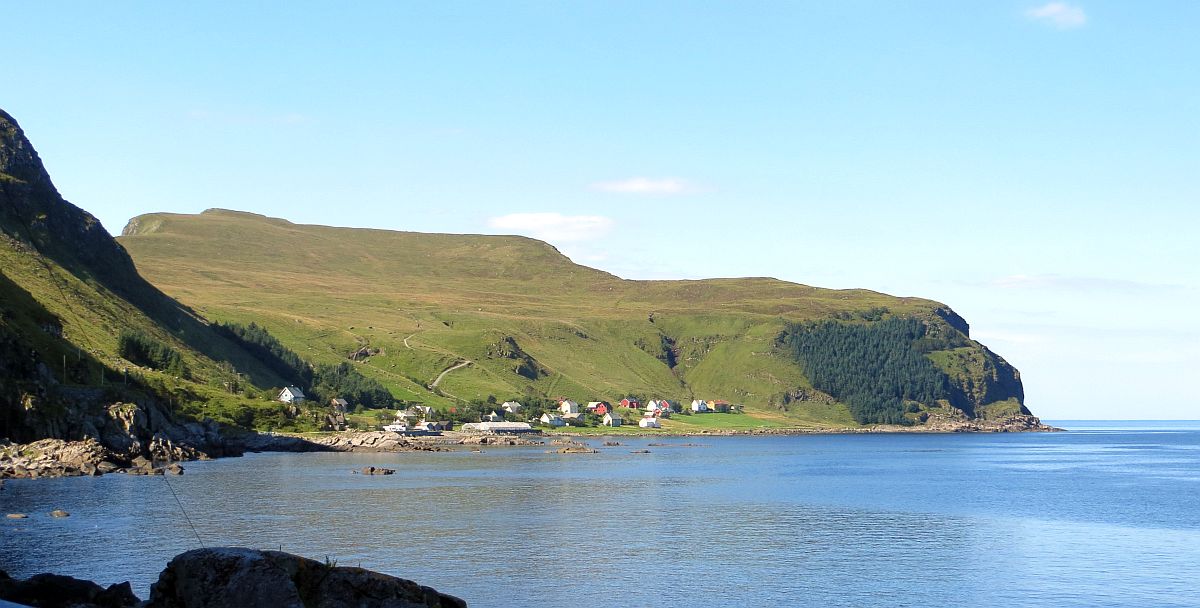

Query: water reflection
left=3, top=430, right=1200, bottom=607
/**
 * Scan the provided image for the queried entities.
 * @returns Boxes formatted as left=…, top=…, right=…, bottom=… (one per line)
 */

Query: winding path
left=430, top=359, right=472, bottom=388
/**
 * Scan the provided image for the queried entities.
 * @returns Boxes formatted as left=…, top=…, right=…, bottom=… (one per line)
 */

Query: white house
left=501, top=401, right=524, bottom=414
left=639, top=416, right=661, bottom=429
left=690, top=399, right=709, bottom=413
left=602, top=412, right=623, bottom=427
left=483, top=411, right=504, bottom=422
left=278, top=386, right=306, bottom=404
left=559, top=399, right=581, bottom=414
left=540, top=413, right=566, bottom=427
left=645, top=399, right=663, bottom=412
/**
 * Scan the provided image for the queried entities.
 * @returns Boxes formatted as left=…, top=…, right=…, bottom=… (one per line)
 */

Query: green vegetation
left=213, top=322, right=311, bottom=387
left=113, top=208, right=1029, bottom=429
left=309, top=362, right=394, bottom=409
left=779, top=318, right=954, bottom=425
left=117, top=329, right=187, bottom=377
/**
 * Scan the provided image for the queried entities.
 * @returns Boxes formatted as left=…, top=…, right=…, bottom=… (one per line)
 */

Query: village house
left=540, top=412, right=566, bottom=427
left=639, top=416, right=661, bottom=429
left=559, top=399, right=581, bottom=414
left=587, top=401, right=610, bottom=415
left=562, top=412, right=588, bottom=426
left=330, top=398, right=349, bottom=412
left=602, top=412, right=623, bottom=427
left=708, top=400, right=731, bottom=413
left=619, top=398, right=641, bottom=409
left=483, top=411, right=504, bottom=422
left=278, top=386, right=306, bottom=404
left=690, top=399, right=709, bottom=413
left=501, top=401, right=523, bottom=415
left=399, top=405, right=434, bottom=420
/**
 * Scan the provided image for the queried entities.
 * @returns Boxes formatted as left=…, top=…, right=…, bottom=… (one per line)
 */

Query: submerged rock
left=356, top=466, right=396, bottom=475
left=49, top=509, right=70, bottom=518
left=146, top=547, right=465, bottom=608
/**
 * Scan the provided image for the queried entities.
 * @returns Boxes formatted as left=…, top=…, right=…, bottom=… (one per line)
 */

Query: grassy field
left=115, top=209, right=1024, bottom=429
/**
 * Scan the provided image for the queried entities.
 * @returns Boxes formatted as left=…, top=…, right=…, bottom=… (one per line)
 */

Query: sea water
left=3, top=421, right=1199, bottom=607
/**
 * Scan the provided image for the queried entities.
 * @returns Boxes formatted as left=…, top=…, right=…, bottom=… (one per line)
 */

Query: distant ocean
left=4, top=421, right=1199, bottom=607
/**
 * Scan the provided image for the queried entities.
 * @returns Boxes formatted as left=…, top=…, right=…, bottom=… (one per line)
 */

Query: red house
left=586, top=401, right=610, bottom=415
left=620, top=398, right=641, bottom=409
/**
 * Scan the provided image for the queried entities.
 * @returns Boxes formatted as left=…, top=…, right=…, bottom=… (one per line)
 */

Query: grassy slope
left=119, top=209, right=1018, bottom=427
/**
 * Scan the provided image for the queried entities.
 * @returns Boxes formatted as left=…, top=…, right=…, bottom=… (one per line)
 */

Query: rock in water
left=50, top=509, right=70, bottom=517
left=146, top=547, right=465, bottom=608
left=6, top=513, right=27, bottom=519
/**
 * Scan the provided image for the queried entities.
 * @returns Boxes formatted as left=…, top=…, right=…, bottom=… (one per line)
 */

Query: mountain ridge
left=118, top=207, right=1029, bottom=426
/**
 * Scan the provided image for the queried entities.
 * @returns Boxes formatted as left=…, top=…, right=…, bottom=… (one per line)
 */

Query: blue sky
left=4, top=2, right=1197, bottom=419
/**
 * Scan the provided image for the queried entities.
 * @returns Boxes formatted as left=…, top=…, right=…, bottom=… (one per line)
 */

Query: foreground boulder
left=0, top=571, right=138, bottom=607
left=147, top=547, right=466, bottom=608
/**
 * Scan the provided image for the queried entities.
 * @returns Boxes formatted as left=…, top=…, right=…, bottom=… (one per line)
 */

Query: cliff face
left=0, top=110, right=143, bottom=295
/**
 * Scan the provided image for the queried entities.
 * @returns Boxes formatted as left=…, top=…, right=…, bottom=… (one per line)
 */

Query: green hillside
left=0, top=108, right=313, bottom=441
left=119, top=208, right=1030, bottom=428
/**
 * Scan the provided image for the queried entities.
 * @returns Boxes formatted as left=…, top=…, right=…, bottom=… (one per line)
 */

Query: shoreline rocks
left=1, top=416, right=1060, bottom=480
left=0, top=547, right=466, bottom=608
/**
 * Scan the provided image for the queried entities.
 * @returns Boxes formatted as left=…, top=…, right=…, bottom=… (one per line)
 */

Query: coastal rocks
left=0, top=571, right=139, bottom=608
left=356, top=466, right=396, bottom=475
left=49, top=509, right=69, bottom=517
left=1, top=397, right=245, bottom=479
left=457, top=434, right=539, bottom=447
left=6, top=513, right=27, bottom=519
left=919, top=413, right=1058, bottom=433
left=146, top=547, right=466, bottom=608
left=0, top=437, right=121, bottom=479
left=314, top=431, right=452, bottom=452
left=555, top=446, right=597, bottom=454
left=0, top=547, right=465, bottom=608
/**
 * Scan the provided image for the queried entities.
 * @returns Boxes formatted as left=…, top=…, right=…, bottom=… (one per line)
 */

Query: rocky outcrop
left=0, top=548, right=465, bottom=608
left=147, top=548, right=465, bottom=608
left=1, top=397, right=246, bottom=479
left=0, top=570, right=139, bottom=608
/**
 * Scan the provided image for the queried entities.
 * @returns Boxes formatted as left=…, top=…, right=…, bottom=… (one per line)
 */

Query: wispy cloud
left=990, top=274, right=1183, bottom=294
left=487, top=212, right=614, bottom=243
left=590, top=177, right=697, bottom=195
left=1025, top=2, right=1087, bottom=29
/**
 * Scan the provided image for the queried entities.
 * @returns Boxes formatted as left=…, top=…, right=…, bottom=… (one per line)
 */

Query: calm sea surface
left=3, top=421, right=1200, bottom=607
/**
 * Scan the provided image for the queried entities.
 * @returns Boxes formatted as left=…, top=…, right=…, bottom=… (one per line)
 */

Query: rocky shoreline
left=0, top=546, right=465, bottom=608
left=0, top=403, right=1056, bottom=480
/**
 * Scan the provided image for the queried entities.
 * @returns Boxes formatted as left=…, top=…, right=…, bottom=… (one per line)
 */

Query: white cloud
left=486, top=212, right=614, bottom=243
left=590, top=177, right=695, bottom=194
left=1025, top=2, right=1087, bottom=29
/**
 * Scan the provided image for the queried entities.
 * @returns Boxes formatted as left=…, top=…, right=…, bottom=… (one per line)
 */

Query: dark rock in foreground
left=0, top=570, right=139, bottom=607
left=147, top=548, right=465, bottom=608
left=0, top=548, right=465, bottom=608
